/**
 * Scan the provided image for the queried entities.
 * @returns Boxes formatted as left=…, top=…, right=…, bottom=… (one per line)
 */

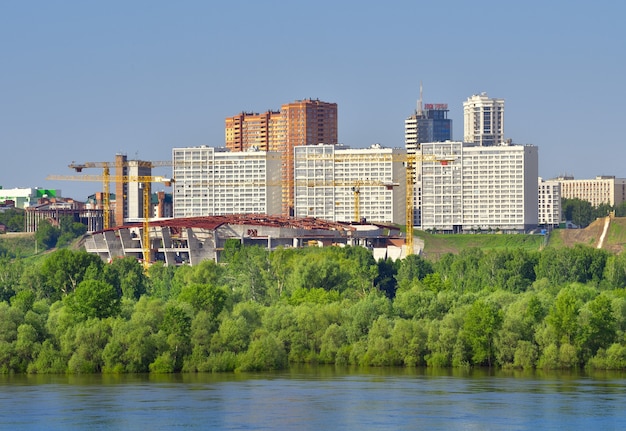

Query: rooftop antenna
left=417, top=81, right=423, bottom=116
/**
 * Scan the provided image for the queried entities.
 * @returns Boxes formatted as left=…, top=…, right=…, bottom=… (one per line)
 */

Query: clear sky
left=1, top=0, right=625, bottom=199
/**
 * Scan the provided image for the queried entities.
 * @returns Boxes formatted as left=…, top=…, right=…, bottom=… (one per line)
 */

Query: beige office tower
left=463, top=93, right=505, bottom=146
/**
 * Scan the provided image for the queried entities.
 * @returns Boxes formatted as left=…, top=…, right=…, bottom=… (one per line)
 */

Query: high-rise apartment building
left=293, top=144, right=407, bottom=224
left=420, top=142, right=538, bottom=232
left=225, top=99, right=338, bottom=216
left=172, top=146, right=282, bottom=218
left=404, top=92, right=452, bottom=226
left=463, top=93, right=505, bottom=146
left=405, top=104, right=452, bottom=152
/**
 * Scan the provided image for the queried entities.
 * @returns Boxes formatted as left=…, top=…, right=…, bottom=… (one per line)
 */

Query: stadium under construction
left=83, top=214, right=411, bottom=265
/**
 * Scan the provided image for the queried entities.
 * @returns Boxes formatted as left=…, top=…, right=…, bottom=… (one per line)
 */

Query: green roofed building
left=0, top=187, right=61, bottom=209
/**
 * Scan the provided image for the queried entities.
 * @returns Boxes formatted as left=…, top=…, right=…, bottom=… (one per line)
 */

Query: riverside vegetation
left=3, top=239, right=626, bottom=374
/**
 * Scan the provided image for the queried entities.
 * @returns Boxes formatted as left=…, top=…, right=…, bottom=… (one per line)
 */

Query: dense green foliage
left=34, top=216, right=87, bottom=251
left=561, top=198, right=618, bottom=228
left=4, top=244, right=626, bottom=374
left=0, top=208, right=25, bottom=232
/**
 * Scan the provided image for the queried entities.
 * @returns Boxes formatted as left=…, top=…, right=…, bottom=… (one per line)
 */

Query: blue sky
left=1, top=0, right=625, bottom=199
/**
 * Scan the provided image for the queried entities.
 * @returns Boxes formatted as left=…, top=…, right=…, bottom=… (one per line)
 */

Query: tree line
left=2, top=241, right=626, bottom=373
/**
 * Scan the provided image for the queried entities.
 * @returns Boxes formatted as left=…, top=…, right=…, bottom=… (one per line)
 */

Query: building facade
left=556, top=175, right=626, bottom=207
left=293, top=144, right=407, bottom=224
left=225, top=99, right=338, bottom=216
left=0, top=187, right=61, bottom=209
left=405, top=103, right=452, bottom=153
left=538, top=178, right=562, bottom=227
left=405, top=99, right=453, bottom=226
left=172, top=146, right=282, bottom=218
left=420, top=142, right=538, bottom=233
left=25, top=200, right=104, bottom=233
left=114, top=154, right=153, bottom=226
left=463, top=93, right=505, bottom=146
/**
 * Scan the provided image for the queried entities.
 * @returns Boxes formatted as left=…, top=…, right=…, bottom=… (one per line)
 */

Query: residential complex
left=293, top=144, right=407, bottom=224
left=172, top=146, right=282, bottom=218
left=538, top=178, right=562, bottom=228
left=225, top=99, right=338, bottom=216
left=555, top=175, right=626, bottom=207
left=463, top=93, right=505, bottom=146
left=30, top=90, right=626, bottom=267
left=420, top=141, right=538, bottom=233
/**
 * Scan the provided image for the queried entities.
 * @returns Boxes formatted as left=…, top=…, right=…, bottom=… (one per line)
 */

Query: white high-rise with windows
left=293, top=144, right=407, bottom=224
left=420, top=141, right=538, bottom=232
left=172, top=146, right=282, bottom=218
left=463, top=93, right=505, bottom=146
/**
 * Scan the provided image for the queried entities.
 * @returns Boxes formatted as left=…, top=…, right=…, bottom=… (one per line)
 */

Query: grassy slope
left=416, top=230, right=545, bottom=260
left=417, top=216, right=626, bottom=260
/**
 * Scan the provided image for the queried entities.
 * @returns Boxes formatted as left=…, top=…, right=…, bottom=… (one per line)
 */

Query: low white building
left=538, top=177, right=561, bottom=227
left=172, top=146, right=282, bottom=218
left=556, top=175, right=626, bottom=207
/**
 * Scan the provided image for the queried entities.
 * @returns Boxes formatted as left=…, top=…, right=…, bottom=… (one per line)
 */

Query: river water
left=1, top=367, right=625, bottom=430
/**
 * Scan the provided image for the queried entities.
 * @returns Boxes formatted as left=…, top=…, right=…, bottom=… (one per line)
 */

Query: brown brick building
left=225, top=99, right=338, bottom=215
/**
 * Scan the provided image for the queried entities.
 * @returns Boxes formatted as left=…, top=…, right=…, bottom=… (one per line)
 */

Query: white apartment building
left=538, top=178, right=561, bottom=227
left=293, top=144, right=407, bottom=224
left=463, top=93, right=505, bottom=146
left=420, top=142, right=538, bottom=233
left=172, top=146, right=282, bottom=218
left=556, top=175, right=626, bottom=207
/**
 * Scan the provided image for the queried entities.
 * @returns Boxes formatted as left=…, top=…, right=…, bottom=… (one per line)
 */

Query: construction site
left=83, top=214, right=409, bottom=265
left=45, top=150, right=421, bottom=266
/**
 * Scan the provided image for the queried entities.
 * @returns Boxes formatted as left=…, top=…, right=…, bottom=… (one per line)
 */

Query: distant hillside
left=416, top=216, right=626, bottom=260
left=548, top=216, right=626, bottom=254
left=416, top=230, right=545, bottom=260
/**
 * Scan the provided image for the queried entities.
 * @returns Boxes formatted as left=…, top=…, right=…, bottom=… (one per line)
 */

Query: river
left=1, top=367, right=625, bottom=430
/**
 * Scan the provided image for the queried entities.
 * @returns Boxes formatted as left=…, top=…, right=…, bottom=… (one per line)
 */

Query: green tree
left=0, top=256, right=23, bottom=302
left=562, top=198, right=594, bottom=228
left=395, top=254, right=434, bottom=291
left=65, top=279, right=121, bottom=320
left=104, top=257, right=147, bottom=300
left=178, top=282, right=227, bottom=317
left=0, top=208, right=25, bottom=232
left=39, top=249, right=104, bottom=300
left=463, top=300, right=503, bottom=366
left=547, top=288, right=581, bottom=345
left=147, top=262, right=177, bottom=299
left=35, top=219, right=60, bottom=250
left=374, top=258, right=399, bottom=298
left=238, top=332, right=288, bottom=371
left=67, top=318, right=112, bottom=373
left=577, top=293, right=616, bottom=361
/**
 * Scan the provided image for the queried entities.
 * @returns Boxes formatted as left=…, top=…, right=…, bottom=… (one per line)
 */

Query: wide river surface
left=1, top=367, right=625, bottom=430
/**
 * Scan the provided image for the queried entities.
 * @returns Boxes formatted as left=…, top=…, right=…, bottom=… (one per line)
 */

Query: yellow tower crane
left=297, top=151, right=455, bottom=255
left=68, top=160, right=172, bottom=229
left=46, top=173, right=173, bottom=269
